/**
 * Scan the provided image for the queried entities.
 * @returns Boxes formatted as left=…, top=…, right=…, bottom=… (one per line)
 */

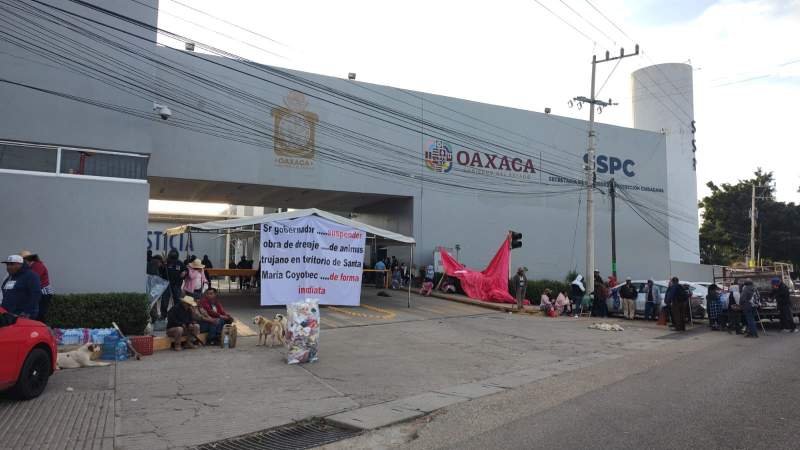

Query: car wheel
left=10, top=348, right=51, bottom=400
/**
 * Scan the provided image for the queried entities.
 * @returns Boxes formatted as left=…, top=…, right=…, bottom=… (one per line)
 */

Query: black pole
left=610, top=178, right=617, bottom=278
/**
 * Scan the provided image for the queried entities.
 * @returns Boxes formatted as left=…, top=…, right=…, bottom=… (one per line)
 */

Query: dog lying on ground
left=253, top=314, right=287, bottom=347
left=57, top=343, right=111, bottom=369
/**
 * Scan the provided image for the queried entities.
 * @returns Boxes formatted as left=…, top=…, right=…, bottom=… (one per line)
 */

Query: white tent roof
left=164, top=208, right=415, bottom=245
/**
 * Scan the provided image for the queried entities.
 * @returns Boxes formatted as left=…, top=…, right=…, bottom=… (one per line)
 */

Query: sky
left=151, top=0, right=800, bottom=215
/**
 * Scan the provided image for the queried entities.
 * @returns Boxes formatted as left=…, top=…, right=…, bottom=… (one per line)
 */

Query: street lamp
left=455, top=244, right=461, bottom=262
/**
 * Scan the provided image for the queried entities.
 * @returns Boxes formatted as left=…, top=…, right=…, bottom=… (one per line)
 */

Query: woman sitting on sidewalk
left=555, top=290, right=572, bottom=316
left=540, top=289, right=554, bottom=314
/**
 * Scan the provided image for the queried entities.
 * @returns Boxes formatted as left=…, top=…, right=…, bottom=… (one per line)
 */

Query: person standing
left=619, top=278, right=637, bottom=320
left=160, top=250, right=186, bottom=320
left=570, top=275, right=586, bottom=317
left=20, top=250, right=54, bottom=323
left=668, top=277, right=688, bottom=331
left=1, top=255, right=41, bottom=318
left=592, top=271, right=609, bottom=318
left=727, top=283, right=743, bottom=335
left=771, top=277, right=797, bottom=333
left=644, top=280, right=659, bottom=321
left=706, top=284, right=722, bottom=330
left=374, top=258, right=386, bottom=288
left=512, top=267, right=528, bottom=311
left=183, top=259, right=209, bottom=299
left=201, top=254, right=213, bottom=288
left=740, top=279, right=759, bottom=338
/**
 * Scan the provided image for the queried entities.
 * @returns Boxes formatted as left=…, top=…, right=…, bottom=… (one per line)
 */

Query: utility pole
left=609, top=178, right=617, bottom=278
left=572, top=45, right=639, bottom=286
left=749, top=183, right=774, bottom=267
left=749, top=183, right=756, bottom=268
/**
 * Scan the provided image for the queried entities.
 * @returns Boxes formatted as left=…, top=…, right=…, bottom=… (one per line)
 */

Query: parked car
left=0, top=306, right=57, bottom=399
left=605, top=280, right=668, bottom=316
left=605, top=280, right=705, bottom=319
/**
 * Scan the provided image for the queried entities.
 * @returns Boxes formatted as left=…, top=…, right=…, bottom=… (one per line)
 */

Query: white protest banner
left=260, top=215, right=366, bottom=306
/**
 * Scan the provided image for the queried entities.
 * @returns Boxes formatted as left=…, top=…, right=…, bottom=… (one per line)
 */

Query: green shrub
left=509, top=279, right=570, bottom=305
left=47, top=293, right=149, bottom=335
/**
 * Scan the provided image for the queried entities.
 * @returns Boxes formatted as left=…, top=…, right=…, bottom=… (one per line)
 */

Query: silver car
left=605, top=280, right=668, bottom=316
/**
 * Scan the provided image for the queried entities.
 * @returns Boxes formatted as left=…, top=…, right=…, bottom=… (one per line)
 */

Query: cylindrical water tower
left=631, top=63, right=699, bottom=264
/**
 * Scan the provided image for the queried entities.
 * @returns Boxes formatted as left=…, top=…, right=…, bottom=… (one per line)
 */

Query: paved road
left=415, top=331, right=800, bottom=450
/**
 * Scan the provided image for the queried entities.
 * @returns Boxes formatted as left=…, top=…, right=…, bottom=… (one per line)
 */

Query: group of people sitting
left=373, top=256, right=415, bottom=290
left=165, top=287, right=236, bottom=349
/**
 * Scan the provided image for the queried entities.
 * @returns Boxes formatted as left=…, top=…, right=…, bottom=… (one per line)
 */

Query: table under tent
left=163, top=208, right=417, bottom=307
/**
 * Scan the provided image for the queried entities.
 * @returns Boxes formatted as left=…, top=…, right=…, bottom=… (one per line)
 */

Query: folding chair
left=579, top=294, right=593, bottom=319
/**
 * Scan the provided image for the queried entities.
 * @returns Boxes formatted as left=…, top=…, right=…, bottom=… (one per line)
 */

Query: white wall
left=0, top=172, right=148, bottom=293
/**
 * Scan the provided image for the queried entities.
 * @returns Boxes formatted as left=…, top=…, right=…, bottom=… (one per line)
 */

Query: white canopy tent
left=164, top=208, right=416, bottom=307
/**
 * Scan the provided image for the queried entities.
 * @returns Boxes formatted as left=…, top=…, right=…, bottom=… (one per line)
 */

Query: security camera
left=153, top=103, right=172, bottom=120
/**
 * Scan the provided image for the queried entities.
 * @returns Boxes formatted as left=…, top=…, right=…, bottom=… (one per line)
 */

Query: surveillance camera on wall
left=153, top=103, right=172, bottom=120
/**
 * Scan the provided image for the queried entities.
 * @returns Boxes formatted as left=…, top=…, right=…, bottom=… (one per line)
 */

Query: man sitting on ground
left=166, top=296, right=201, bottom=350
left=197, top=288, right=231, bottom=345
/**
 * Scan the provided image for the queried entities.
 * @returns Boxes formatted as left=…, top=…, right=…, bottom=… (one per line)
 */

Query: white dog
left=57, top=343, right=111, bottom=369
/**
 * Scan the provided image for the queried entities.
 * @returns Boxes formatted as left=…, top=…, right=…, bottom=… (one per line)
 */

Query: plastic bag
left=90, top=328, right=118, bottom=344
left=286, top=299, right=320, bottom=364
left=55, top=328, right=91, bottom=346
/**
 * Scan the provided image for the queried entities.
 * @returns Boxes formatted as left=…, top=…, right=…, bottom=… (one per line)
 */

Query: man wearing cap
left=619, top=278, right=637, bottom=320
left=512, top=267, right=528, bottom=311
left=771, top=277, right=797, bottom=333
left=1, top=255, right=41, bottom=318
left=166, top=296, right=201, bottom=350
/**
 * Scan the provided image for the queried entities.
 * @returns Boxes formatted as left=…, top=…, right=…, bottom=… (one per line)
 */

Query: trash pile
left=588, top=322, right=625, bottom=332
left=286, top=299, right=320, bottom=364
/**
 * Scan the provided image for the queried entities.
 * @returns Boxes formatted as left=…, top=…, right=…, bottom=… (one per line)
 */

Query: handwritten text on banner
left=260, top=215, right=366, bottom=306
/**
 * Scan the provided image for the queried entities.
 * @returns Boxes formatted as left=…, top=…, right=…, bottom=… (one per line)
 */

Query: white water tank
left=631, top=63, right=699, bottom=264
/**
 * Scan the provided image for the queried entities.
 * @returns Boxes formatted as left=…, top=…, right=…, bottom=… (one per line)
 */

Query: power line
left=556, top=0, right=617, bottom=46
left=530, top=0, right=597, bottom=43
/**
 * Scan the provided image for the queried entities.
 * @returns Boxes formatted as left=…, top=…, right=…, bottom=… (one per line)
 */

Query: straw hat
left=181, top=296, right=197, bottom=307
left=188, top=259, right=205, bottom=269
left=19, top=250, right=36, bottom=259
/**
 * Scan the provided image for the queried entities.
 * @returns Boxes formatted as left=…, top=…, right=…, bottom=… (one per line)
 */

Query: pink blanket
left=439, top=238, right=515, bottom=303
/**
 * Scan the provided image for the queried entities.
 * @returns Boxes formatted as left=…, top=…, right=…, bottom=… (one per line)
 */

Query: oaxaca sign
left=424, top=138, right=536, bottom=180
left=259, top=215, right=366, bottom=306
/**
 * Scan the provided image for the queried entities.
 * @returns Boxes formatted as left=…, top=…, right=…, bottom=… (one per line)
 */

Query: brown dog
left=253, top=315, right=286, bottom=347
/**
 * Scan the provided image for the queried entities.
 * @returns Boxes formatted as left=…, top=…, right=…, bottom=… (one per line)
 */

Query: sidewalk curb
left=324, top=353, right=620, bottom=431
left=428, top=292, right=541, bottom=315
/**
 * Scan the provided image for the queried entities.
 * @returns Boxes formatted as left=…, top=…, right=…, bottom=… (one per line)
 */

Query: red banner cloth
left=439, top=238, right=515, bottom=303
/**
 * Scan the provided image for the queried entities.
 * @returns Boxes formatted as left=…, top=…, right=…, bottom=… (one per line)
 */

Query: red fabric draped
left=439, top=238, right=515, bottom=303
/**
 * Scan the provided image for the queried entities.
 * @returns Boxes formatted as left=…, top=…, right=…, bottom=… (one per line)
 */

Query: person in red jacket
left=20, top=250, right=53, bottom=323
left=196, top=288, right=233, bottom=345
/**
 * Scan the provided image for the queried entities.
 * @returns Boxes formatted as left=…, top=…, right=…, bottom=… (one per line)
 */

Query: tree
left=699, top=169, right=800, bottom=268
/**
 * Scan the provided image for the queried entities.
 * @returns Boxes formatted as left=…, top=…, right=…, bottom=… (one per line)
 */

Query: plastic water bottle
left=223, top=334, right=230, bottom=349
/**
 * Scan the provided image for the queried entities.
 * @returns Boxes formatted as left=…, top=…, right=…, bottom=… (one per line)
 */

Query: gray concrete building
left=0, top=0, right=702, bottom=294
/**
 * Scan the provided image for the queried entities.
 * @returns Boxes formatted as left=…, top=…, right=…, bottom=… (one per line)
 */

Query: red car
left=0, top=306, right=57, bottom=399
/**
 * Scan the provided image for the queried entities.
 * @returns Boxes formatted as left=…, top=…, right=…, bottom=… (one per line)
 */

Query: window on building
left=60, top=149, right=148, bottom=179
left=0, top=143, right=57, bottom=173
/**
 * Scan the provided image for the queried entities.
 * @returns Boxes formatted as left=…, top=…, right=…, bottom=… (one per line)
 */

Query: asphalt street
left=432, top=330, right=800, bottom=450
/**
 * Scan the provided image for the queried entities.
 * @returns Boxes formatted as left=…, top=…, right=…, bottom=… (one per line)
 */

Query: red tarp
left=439, top=238, right=515, bottom=304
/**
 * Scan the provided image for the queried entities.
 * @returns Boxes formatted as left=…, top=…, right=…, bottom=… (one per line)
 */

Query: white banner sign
left=260, top=215, right=367, bottom=306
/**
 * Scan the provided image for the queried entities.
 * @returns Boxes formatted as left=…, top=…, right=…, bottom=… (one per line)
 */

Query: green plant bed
left=46, top=293, right=149, bottom=335
left=509, top=279, right=570, bottom=305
